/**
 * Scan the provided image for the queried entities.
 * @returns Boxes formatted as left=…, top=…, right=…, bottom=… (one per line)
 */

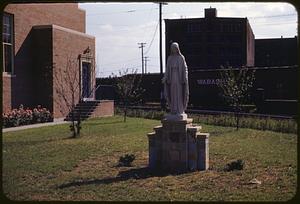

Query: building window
left=2, top=12, right=14, bottom=74
left=235, top=24, right=241, bottom=32
left=224, top=24, right=228, bottom=32
left=187, top=24, right=201, bottom=33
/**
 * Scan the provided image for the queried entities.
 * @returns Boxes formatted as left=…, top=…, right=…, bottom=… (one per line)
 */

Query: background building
left=165, top=8, right=255, bottom=70
left=96, top=7, right=297, bottom=117
left=255, top=36, right=298, bottom=67
left=97, top=64, right=297, bottom=117
left=2, top=3, right=113, bottom=119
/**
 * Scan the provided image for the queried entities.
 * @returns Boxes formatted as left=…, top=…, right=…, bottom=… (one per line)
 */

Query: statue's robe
left=164, top=54, right=189, bottom=114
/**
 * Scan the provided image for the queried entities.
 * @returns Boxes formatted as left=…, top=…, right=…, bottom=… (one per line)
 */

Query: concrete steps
left=64, top=100, right=101, bottom=121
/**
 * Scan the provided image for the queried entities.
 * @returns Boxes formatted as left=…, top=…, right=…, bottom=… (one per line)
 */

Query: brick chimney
left=205, top=7, right=217, bottom=18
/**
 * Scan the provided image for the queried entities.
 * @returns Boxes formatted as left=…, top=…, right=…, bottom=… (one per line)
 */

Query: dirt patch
left=55, top=151, right=150, bottom=188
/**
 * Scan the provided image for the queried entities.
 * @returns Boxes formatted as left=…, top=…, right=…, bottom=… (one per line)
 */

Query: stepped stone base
left=147, top=117, right=209, bottom=172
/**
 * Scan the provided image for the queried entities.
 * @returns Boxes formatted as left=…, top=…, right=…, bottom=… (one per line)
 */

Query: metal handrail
left=86, top=84, right=101, bottom=99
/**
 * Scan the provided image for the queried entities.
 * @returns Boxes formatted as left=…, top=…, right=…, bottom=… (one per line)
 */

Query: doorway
left=81, top=61, right=92, bottom=100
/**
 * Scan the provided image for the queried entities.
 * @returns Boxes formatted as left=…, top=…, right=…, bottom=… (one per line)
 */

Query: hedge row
left=116, top=108, right=297, bottom=134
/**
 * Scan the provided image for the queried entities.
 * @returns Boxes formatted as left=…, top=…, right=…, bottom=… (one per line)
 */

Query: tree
left=217, top=66, right=256, bottom=130
left=113, top=69, right=144, bottom=122
left=53, top=57, right=82, bottom=138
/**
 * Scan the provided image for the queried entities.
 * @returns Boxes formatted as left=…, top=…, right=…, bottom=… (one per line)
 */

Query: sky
left=78, top=2, right=298, bottom=78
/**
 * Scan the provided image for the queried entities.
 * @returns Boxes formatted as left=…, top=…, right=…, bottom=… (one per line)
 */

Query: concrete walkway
left=2, top=120, right=69, bottom=133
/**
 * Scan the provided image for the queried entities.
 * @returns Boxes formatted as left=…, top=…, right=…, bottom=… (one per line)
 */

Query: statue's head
left=170, top=42, right=181, bottom=55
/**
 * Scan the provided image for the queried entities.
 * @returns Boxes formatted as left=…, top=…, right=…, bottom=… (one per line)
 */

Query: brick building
left=255, top=36, right=298, bottom=67
left=2, top=3, right=113, bottom=119
left=165, top=8, right=255, bottom=70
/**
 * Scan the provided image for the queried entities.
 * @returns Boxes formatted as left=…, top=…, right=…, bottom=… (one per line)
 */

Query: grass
left=2, top=116, right=297, bottom=201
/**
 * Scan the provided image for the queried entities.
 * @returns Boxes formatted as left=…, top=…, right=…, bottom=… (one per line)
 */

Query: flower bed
left=2, top=105, right=53, bottom=128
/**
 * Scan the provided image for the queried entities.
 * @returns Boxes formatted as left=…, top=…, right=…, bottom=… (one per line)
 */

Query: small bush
left=118, top=154, right=135, bottom=167
left=32, top=105, right=52, bottom=123
left=225, top=159, right=245, bottom=171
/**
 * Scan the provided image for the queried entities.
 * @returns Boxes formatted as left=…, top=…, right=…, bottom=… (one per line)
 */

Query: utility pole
left=144, top=56, right=149, bottom=74
left=138, top=42, right=146, bottom=74
left=159, top=3, right=163, bottom=77
left=159, top=2, right=167, bottom=110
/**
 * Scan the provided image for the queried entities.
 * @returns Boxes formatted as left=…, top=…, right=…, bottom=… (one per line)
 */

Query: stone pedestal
left=147, top=118, right=209, bottom=172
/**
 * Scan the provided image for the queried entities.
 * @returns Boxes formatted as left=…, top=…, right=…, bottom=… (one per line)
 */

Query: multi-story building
left=2, top=3, right=113, bottom=119
left=165, top=8, right=255, bottom=70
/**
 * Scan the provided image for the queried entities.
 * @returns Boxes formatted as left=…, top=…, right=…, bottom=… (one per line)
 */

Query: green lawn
left=2, top=116, right=297, bottom=201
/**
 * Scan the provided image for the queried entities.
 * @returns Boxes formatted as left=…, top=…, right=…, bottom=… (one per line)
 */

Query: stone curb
left=2, top=121, right=69, bottom=133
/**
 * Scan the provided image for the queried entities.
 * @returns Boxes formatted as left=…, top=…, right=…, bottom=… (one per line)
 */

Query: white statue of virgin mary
left=162, top=42, right=189, bottom=120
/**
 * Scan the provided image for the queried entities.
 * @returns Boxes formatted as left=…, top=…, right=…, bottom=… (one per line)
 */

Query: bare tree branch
left=113, top=69, right=144, bottom=122
left=218, top=66, right=256, bottom=130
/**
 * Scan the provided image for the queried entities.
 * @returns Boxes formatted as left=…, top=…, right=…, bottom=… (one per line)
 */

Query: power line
left=87, top=10, right=136, bottom=16
left=87, top=7, right=158, bottom=16
left=111, top=45, right=139, bottom=48
left=254, top=21, right=297, bottom=26
left=90, top=24, right=157, bottom=35
left=145, top=21, right=159, bottom=54
left=249, top=13, right=297, bottom=19
left=142, top=4, right=156, bottom=41
left=161, top=11, right=296, bottom=19
left=88, top=24, right=134, bottom=27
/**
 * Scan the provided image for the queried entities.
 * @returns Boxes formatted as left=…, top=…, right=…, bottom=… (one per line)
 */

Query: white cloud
left=98, top=24, right=113, bottom=32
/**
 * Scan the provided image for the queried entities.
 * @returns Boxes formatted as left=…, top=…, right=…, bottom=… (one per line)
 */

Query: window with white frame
left=2, top=12, right=14, bottom=74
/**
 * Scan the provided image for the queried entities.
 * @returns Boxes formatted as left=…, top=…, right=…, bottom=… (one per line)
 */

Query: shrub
left=3, top=111, right=19, bottom=127
left=225, top=159, right=244, bottom=171
left=3, top=105, right=53, bottom=128
left=32, top=105, right=52, bottom=123
left=118, top=154, right=135, bottom=167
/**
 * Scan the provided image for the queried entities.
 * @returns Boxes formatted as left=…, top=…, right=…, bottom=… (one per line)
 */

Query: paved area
left=2, top=120, right=69, bottom=133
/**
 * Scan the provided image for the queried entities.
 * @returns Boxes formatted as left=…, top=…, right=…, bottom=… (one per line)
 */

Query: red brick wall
left=2, top=3, right=86, bottom=112
left=4, top=4, right=85, bottom=44
left=52, top=25, right=95, bottom=118
left=32, top=27, right=53, bottom=112
left=2, top=75, right=12, bottom=113
left=91, top=100, right=114, bottom=118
